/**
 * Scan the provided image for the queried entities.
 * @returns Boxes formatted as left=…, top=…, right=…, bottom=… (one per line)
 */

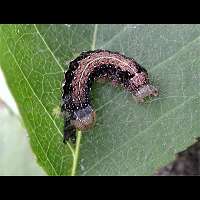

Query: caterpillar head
left=129, top=71, right=158, bottom=102
left=134, top=84, right=159, bottom=102
left=71, top=105, right=96, bottom=130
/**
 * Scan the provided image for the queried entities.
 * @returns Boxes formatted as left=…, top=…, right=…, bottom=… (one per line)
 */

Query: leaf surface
left=1, top=24, right=200, bottom=175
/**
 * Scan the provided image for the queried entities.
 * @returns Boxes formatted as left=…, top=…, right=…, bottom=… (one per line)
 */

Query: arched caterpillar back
left=61, top=50, right=158, bottom=143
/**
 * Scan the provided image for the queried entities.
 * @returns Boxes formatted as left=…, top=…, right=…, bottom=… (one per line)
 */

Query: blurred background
left=0, top=67, right=45, bottom=175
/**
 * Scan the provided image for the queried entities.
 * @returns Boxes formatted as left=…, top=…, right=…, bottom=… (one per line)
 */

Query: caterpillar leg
left=63, top=117, right=76, bottom=144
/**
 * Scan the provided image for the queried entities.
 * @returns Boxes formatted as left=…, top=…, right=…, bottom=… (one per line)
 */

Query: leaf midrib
left=70, top=24, right=99, bottom=176
left=32, top=24, right=100, bottom=176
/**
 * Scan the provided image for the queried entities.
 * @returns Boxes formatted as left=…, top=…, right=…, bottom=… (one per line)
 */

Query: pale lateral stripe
left=78, top=56, right=136, bottom=92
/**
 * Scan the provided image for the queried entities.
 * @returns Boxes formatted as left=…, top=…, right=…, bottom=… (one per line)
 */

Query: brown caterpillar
left=61, top=50, right=158, bottom=143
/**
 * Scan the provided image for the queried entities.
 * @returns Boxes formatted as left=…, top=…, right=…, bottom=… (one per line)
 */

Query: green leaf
left=1, top=24, right=200, bottom=175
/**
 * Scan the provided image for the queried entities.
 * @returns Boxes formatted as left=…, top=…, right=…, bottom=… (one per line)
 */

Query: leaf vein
left=4, top=39, right=74, bottom=174
left=33, top=24, right=64, bottom=72
left=84, top=95, right=197, bottom=175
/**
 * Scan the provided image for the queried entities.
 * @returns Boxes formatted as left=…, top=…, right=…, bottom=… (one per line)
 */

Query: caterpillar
left=61, top=49, right=158, bottom=143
